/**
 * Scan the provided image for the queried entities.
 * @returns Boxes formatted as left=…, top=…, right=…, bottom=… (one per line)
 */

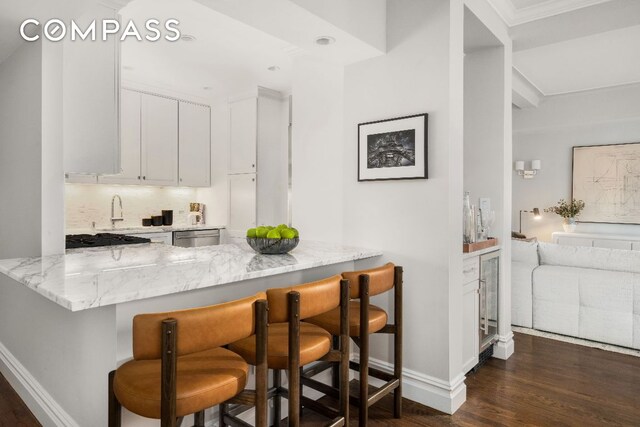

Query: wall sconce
left=515, top=160, right=541, bottom=179
left=519, top=208, right=541, bottom=234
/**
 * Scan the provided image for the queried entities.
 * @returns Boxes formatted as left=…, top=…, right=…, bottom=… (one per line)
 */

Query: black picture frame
left=357, top=113, right=428, bottom=182
left=572, top=141, right=640, bottom=225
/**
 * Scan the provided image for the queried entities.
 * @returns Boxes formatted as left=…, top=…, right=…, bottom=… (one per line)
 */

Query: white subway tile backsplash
left=65, top=184, right=199, bottom=230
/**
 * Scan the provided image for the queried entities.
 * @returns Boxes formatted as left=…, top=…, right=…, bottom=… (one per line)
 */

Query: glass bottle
left=463, top=192, right=476, bottom=244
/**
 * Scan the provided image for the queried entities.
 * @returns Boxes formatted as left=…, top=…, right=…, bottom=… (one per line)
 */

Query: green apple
left=256, top=227, right=269, bottom=238
left=290, top=227, right=299, bottom=238
left=281, top=229, right=296, bottom=239
left=246, top=228, right=257, bottom=238
left=276, top=223, right=288, bottom=230
left=266, top=229, right=281, bottom=239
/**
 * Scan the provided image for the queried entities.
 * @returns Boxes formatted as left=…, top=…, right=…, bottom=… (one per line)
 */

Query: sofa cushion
left=532, top=266, right=580, bottom=337
left=511, top=239, right=539, bottom=328
left=578, top=268, right=634, bottom=347
left=533, top=265, right=637, bottom=348
left=538, top=242, right=640, bottom=274
left=512, top=239, right=539, bottom=266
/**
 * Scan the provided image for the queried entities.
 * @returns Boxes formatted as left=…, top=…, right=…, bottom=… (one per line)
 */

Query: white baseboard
left=355, top=355, right=466, bottom=415
left=492, top=332, right=515, bottom=360
left=0, top=341, right=79, bottom=427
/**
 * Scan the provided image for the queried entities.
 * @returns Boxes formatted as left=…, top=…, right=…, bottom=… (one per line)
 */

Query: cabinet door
left=99, top=90, right=142, bottom=185
left=178, top=102, right=211, bottom=187
left=228, top=174, right=257, bottom=233
left=462, top=280, right=480, bottom=373
left=141, top=94, right=178, bottom=186
left=63, top=3, right=120, bottom=174
left=229, top=98, right=257, bottom=174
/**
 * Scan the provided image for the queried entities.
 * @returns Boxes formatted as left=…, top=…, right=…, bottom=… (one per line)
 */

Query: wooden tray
left=463, top=238, right=498, bottom=253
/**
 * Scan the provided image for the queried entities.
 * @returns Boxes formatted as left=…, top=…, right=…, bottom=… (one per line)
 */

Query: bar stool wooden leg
left=288, top=292, right=301, bottom=427
left=218, top=404, right=227, bottom=427
left=273, top=370, right=281, bottom=426
left=331, top=335, right=340, bottom=388
left=161, top=319, right=178, bottom=427
left=194, top=411, right=205, bottom=427
left=394, top=267, right=403, bottom=418
left=255, top=300, right=269, bottom=427
left=359, top=275, right=370, bottom=427
left=339, top=279, right=350, bottom=423
left=108, top=370, right=121, bottom=427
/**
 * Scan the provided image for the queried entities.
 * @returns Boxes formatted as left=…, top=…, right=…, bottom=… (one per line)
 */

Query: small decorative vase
left=562, top=217, right=577, bottom=233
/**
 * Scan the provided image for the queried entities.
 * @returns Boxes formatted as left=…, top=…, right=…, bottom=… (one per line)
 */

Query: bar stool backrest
left=343, top=262, right=395, bottom=298
left=132, top=292, right=266, bottom=360
left=266, top=275, right=342, bottom=323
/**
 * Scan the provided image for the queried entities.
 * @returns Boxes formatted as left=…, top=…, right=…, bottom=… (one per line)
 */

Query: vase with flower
left=544, top=199, right=585, bottom=233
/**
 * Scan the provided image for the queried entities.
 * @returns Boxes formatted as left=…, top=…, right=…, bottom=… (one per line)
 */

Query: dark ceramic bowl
left=246, top=237, right=299, bottom=254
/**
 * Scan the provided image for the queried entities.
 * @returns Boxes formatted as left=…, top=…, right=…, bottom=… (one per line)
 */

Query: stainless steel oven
left=173, top=229, right=220, bottom=247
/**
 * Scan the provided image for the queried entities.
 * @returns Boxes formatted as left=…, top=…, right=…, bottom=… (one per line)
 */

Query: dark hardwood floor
left=0, top=372, right=39, bottom=426
left=1, top=333, right=639, bottom=426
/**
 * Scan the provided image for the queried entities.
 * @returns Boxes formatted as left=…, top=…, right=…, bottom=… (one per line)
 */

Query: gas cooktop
left=66, top=233, right=151, bottom=249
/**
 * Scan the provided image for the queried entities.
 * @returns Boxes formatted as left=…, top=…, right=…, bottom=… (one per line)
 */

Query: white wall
left=291, top=55, right=345, bottom=243
left=464, top=47, right=505, bottom=238
left=0, top=42, right=43, bottom=258
left=513, top=83, right=640, bottom=241
left=342, top=0, right=466, bottom=413
left=65, top=184, right=199, bottom=230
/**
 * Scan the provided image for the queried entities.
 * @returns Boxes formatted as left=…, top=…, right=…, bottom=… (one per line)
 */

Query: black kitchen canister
left=161, top=210, right=173, bottom=226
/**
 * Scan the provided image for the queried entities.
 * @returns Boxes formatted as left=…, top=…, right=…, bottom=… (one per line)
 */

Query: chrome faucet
left=111, top=195, right=124, bottom=228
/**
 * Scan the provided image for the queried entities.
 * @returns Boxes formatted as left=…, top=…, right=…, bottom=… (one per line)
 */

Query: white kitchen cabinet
left=462, top=256, right=480, bottom=373
left=65, top=174, right=98, bottom=184
left=462, top=279, right=480, bottom=373
left=227, top=89, right=288, bottom=234
left=141, top=94, right=178, bottom=186
left=229, top=97, right=257, bottom=175
left=63, top=3, right=120, bottom=175
left=228, top=174, right=257, bottom=232
left=99, top=89, right=142, bottom=185
left=179, top=102, right=211, bottom=187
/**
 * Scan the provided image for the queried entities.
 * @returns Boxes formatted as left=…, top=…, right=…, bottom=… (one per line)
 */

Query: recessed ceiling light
left=315, top=36, right=335, bottom=46
left=181, top=34, right=197, bottom=42
left=267, top=65, right=280, bottom=72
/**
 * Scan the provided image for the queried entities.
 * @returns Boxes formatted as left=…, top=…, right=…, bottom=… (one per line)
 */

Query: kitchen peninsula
left=0, top=240, right=381, bottom=426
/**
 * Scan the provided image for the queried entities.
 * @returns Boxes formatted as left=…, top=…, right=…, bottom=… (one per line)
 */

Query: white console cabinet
left=552, top=232, right=640, bottom=250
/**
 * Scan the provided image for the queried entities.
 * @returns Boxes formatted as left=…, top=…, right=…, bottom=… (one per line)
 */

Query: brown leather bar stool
left=228, top=275, right=350, bottom=427
left=108, top=293, right=269, bottom=427
left=305, top=263, right=403, bottom=427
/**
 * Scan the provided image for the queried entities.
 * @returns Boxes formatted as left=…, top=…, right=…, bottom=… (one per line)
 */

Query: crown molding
left=488, top=0, right=614, bottom=27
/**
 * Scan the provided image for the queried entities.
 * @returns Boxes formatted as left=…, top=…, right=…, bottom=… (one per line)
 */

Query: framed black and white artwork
left=573, top=142, right=640, bottom=224
left=358, top=113, right=428, bottom=181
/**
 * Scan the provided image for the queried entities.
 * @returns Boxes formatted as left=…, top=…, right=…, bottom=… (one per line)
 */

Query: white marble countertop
left=66, top=224, right=226, bottom=235
left=0, top=241, right=381, bottom=312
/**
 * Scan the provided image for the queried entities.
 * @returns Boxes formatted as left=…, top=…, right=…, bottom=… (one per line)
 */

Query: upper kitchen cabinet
left=63, top=3, right=120, bottom=175
left=99, top=89, right=141, bottom=185
left=229, top=97, right=257, bottom=174
left=141, top=94, right=178, bottom=186
left=179, top=102, right=211, bottom=187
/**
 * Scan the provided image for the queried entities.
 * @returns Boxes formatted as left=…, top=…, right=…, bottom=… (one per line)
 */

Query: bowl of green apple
left=246, top=224, right=300, bottom=254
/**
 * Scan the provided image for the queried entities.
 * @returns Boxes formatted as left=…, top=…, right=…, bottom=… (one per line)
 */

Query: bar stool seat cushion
left=229, top=322, right=331, bottom=370
left=306, top=302, right=388, bottom=337
left=114, top=347, right=249, bottom=419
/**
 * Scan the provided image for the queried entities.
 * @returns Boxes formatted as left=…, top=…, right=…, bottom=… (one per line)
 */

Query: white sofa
left=512, top=239, right=640, bottom=350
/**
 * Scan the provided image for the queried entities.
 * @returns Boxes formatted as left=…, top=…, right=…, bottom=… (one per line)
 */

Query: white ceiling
left=120, top=0, right=296, bottom=99
left=503, top=0, right=640, bottom=99
left=489, top=0, right=615, bottom=26
left=514, top=24, right=640, bottom=95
